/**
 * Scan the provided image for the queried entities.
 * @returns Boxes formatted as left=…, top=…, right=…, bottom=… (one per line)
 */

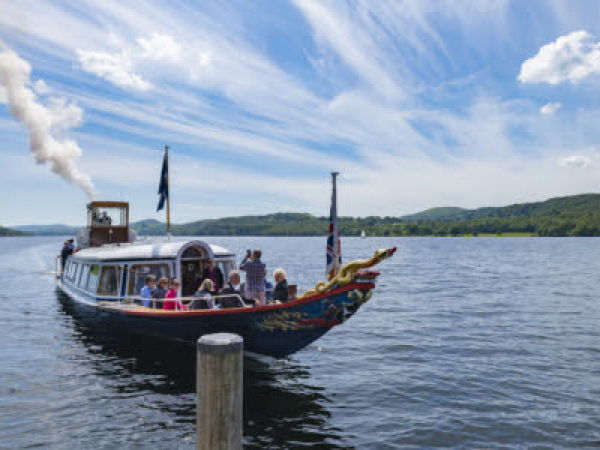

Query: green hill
left=13, top=224, right=79, bottom=235
left=133, top=213, right=324, bottom=236
left=0, top=226, right=28, bottom=237
left=130, top=219, right=166, bottom=235
left=402, top=194, right=600, bottom=221
left=12, top=193, right=600, bottom=237
left=402, top=207, right=468, bottom=221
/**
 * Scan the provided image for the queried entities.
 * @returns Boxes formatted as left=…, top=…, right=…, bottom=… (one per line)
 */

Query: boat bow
left=299, top=246, right=397, bottom=299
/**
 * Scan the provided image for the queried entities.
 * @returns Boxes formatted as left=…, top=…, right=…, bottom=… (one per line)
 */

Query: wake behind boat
left=56, top=150, right=396, bottom=358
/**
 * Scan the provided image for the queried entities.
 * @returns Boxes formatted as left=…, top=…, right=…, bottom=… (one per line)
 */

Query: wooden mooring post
left=196, top=333, right=243, bottom=450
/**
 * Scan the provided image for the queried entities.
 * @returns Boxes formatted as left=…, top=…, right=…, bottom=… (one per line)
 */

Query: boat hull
left=57, top=280, right=375, bottom=358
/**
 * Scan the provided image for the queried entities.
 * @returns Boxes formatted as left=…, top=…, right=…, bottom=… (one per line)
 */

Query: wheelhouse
left=85, top=201, right=130, bottom=247
left=62, top=240, right=236, bottom=301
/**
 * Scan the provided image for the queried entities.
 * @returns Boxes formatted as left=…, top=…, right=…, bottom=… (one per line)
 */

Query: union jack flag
left=326, top=173, right=341, bottom=280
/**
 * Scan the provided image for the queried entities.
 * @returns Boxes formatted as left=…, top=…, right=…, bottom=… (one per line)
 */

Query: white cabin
left=62, top=240, right=236, bottom=300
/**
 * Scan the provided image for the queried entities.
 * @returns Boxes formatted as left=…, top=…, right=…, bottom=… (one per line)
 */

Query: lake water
left=1, top=236, right=600, bottom=449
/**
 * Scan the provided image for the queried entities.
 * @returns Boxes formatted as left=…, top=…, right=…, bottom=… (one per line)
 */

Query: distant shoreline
left=8, top=193, right=600, bottom=238
left=0, top=232, right=559, bottom=238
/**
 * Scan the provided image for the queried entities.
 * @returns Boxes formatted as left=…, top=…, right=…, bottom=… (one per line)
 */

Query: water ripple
left=2, top=237, right=600, bottom=448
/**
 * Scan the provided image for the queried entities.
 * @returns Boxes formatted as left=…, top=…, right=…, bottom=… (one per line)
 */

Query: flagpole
left=165, top=145, right=171, bottom=239
left=328, top=171, right=340, bottom=280
left=332, top=171, right=339, bottom=278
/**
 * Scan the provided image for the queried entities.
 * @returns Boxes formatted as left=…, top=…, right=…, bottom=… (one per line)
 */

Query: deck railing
left=99, top=294, right=250, bottom=311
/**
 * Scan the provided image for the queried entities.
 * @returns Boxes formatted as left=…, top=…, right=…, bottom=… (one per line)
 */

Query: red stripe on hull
left=108, top=282, right=376, bottom=318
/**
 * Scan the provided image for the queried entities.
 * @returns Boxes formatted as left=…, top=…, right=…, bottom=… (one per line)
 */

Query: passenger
left=190, top=279, right=214, bottom=310
left=60, top=240, right=73, bottom=272
left=152, top=277, right=169, bottom=309
left=68, top=238, right=76, bottom=252
left=220, top=271, right=250, bottom=308
left=272, top=268, right=289, bottom=303
left=100, top=211, right=112, bottom=225
left=221, top=270, right=245, bottom=296
left=163, top=279, right=184, bottom=311
left=140, top=275, right=156, bottom=307
left=201, top=260, right=224, bottom=292
left=240, top=249, right=266, bottom=306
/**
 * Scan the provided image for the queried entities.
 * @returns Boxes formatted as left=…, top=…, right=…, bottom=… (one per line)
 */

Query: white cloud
left=6, top=1, right=600, bottom=225
left=519, top=30, right=600, bottom=85
left=540, top=102, right=561, bottom=115
left=33, top=79, right=50, bottom=94
left=77, top=49, right=151, bottom=91
left=560, top=155, right=591, bottom=168
left=137, top=33, right=182, bottom=61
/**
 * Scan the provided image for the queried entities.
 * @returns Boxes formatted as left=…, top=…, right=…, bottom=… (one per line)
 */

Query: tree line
left=131, top=211, right=600, bottom=237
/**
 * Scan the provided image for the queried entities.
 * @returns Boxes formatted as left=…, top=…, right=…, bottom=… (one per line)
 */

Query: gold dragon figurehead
left=299, top=246, right=397, bottom=298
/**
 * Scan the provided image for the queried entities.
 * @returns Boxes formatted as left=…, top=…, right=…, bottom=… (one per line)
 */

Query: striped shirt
left=240, top=258, right=266, bottom=292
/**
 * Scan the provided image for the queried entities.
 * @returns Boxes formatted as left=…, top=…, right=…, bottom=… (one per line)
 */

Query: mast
left=327, top=171, right=341, bottom=280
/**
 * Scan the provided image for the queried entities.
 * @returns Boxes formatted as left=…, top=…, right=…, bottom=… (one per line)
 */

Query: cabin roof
left=89, top=201, right=129, bottom=208
left=72, top=240, right=234, bottom=261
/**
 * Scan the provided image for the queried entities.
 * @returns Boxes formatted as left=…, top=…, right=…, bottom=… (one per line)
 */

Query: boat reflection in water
left=56, top=290, right=349, bottom=449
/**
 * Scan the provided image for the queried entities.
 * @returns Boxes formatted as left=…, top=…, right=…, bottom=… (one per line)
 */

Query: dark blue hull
left=58, top=281, right=375, bottom=358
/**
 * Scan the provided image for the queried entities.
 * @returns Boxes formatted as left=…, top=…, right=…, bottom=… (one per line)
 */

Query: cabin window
left=79, top=264, right=90, bottom=288
left=97, top=266, right=121, bottom=296
left=90, top=206, right=126, bottom=227
left=74, top=263, right=80, bottom=282
left=87, top=265, right=100, bottom=292
left=128, top=264, right=170, bottom=296
left=68, top=262, right=79, bottom=282
left=65, top=261, right=73, bottom=280
left=182, top=247, right=202, bottom=258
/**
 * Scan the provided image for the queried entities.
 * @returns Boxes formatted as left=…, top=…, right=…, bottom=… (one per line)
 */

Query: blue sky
left=2, top=0, right=600, bottom=225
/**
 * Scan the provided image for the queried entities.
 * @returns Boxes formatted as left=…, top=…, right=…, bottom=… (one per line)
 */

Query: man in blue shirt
left=240, top=249, right=266, bottom=306
left=140, top=275, right=156, bottom=307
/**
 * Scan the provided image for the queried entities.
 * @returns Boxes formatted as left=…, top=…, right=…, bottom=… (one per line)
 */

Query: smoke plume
left=0, top=48, right=94, bottom=197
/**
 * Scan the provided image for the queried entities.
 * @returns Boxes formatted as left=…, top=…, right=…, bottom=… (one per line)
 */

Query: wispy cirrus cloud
left=77, top=49, right=151, bottom=91
left=137, top=33, right=182, bottom=62
left=3, top=1, right=600, bottom=225
left=293, top=0, right=404, bottom=100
